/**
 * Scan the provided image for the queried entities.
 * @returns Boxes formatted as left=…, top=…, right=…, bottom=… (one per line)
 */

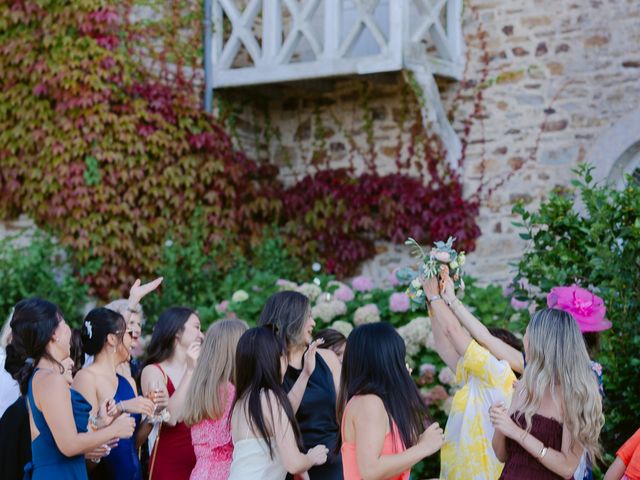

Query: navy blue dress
left=283, top=353, right=343, bottom=480
left=24, top=371, right=91, bottom=480
left=101, top=375, right=141, bottom=480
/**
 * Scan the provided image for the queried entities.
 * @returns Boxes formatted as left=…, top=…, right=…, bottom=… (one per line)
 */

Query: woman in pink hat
left=547, top=285, right=611, bottom=480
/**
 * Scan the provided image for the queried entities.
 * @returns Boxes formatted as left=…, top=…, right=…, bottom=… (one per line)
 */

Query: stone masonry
left=3, top=0, right=639, bottom=288
left=216, top=0, right=640, bottom=286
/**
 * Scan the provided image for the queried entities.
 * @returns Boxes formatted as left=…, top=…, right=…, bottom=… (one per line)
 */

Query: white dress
left=0, top=353, right=20, bottom=418
left=228, top=436, right=287, bottom=480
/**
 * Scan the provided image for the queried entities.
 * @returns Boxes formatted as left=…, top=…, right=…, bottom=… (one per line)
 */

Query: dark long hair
left=231, top=326, right=303, bottom=458
left=4, top=298, right=64, bottom=394
left=143, top=307, right=196, bottom=367
left=81, top=307, right=126, bottom=356
left=337, top=322, right=430, bottom=450
left=258, top=291, right=309, bottom=348
left=314, top=328, right=346, bottom=352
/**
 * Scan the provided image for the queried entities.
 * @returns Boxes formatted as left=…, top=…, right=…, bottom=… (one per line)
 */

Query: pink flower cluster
left=351, top=275, right=374, bottom=292
left=389, top=292, right=410, bottom=312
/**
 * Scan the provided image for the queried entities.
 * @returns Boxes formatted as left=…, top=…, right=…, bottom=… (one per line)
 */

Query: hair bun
left=4, top=343, right=36, bottom=392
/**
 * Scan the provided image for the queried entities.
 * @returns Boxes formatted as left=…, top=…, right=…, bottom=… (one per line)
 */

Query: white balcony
left=207, top=0, right=465, bottom=168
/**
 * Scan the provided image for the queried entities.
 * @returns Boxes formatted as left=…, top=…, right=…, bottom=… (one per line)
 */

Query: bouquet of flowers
left=396, top=237, right=466, bottom=311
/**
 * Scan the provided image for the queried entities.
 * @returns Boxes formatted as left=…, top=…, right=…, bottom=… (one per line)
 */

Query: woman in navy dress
left=258, top=291, right=343, bottom=480
left=73, top=279, right=162, bottom=480
left=5, top=298, right=135, bottom=480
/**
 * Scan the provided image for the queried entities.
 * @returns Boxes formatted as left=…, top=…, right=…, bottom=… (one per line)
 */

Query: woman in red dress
left=141, top=307, right=204, bottom=480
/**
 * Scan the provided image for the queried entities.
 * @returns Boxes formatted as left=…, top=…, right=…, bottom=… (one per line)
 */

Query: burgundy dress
left=499, top=412, right=564, bottom=480
left=149, top=365, right=196, bottom=480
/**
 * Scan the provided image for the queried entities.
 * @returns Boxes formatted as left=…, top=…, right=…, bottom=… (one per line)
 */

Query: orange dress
left=341, top=399, right=410, bottom=480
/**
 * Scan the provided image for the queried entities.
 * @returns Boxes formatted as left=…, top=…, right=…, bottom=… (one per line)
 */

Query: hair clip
left=25, top=357, right=34, bottom=365
left=84, top=321, right=93, bottom=339
left=262, top=323, right=280, bottom=335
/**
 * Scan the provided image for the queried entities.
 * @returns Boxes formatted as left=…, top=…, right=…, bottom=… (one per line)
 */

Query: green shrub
left=512, top=163, right=640, bottom=459
left=0, top=232, right=90, bottom=327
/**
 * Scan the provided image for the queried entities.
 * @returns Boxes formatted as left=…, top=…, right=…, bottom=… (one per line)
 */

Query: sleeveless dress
left=499, top=413, right=564, bottom=480
left=228, top=436, right=287, bottom=480
left=149, top=364, right=196, bottom=480
left=24, top=371, right=91, bottom=480
left=101, top=374, right=142, bottom=480
left=190, top=382, right=235, bottom=480
left=283, top=354, right=342, bottom=480
left=341, top=399, right=410, bottom=480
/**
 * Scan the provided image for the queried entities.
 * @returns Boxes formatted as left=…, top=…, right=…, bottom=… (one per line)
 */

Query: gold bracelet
left=538, top=446, right=548, bottom=460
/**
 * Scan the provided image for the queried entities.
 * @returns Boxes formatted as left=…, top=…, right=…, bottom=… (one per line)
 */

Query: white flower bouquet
left=397, top=237, right=465, bottom=311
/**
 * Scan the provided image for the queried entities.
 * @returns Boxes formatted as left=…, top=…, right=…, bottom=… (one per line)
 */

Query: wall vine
left=0, top=0, right=482, bottom=297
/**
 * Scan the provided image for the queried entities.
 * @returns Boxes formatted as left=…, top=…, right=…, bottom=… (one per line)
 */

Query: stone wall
left=217, top=0, right=640, bottom=286
left=3, top=0, right=639, bottom=288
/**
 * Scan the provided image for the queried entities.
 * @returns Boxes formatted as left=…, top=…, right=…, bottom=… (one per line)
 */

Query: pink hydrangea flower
left=215, top=300, right=229, bottom=313
left=438, top=367, right=456, bottom=386
left=510, top=297, right=529, bottom=310
left=334, top=284, right=355, bottom=302
left=422, top=385, right=449, bottom=406
left=389, top=292, right=410, bottom=312
left=352, top=275, right=374, bottom=292
left=387, top=269, right=400, bottom=287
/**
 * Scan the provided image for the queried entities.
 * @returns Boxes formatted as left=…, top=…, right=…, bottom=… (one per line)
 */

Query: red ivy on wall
left=0, top=0, right=480, bottom=296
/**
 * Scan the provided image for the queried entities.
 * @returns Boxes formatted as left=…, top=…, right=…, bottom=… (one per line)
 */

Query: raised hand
left=306, top=444, right=329, bottom=465
left=128, top=277, right=163, bottom=307
left=421, top=275, right=440, bottom=298
left=418, top=422, right=445, bottom=457
left=302, top=338, right=324, bottom=378
left=186, top=342, right=201, bottom=371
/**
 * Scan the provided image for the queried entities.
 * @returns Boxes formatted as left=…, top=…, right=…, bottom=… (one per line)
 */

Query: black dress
left=0, top=396, right=31, bottom=480
left=283, top=353, right=343, bottom=480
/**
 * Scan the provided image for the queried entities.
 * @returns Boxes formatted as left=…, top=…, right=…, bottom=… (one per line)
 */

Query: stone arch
left=586, top=109, right=640, bottom=188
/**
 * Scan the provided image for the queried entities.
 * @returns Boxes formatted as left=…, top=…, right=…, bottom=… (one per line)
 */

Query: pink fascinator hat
left=547, top=285, right=611, bottom=333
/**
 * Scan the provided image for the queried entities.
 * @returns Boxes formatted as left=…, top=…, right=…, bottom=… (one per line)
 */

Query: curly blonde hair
left=519, top=308, right=603, bottom=460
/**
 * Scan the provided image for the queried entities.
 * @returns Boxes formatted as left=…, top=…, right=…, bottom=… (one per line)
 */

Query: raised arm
left=423, top=276, right=471, bottom=370
left=442, top=280, right=523, bottom=374
left=140, top=343, right=198, bottom=426
left=287, top=339, right=323, bottom=413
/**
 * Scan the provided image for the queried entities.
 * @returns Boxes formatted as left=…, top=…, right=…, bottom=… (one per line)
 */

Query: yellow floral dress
left=440, top=340, right=516, bottom=480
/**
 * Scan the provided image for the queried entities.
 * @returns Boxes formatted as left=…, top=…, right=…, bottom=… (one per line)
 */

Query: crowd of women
left=0, top=274, right=639, bottom=480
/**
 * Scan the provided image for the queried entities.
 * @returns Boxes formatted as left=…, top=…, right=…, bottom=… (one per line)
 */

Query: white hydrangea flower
left=353, top=304, right=380, bottom=326
left=296, top=283, right=322, bottom=302
left=231, top=290, right=249, bottom=303
left=397, top=316, right=432, bottom=357
left=331, top=320, right=354, bottom=337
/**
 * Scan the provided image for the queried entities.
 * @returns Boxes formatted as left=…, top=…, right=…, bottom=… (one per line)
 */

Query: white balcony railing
left=206, top=0, right=465, bottom=167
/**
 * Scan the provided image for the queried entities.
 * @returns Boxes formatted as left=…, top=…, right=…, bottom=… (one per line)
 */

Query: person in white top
left=0, top=313, right=20, bottom=417
left=229, top=326, right=328, bottom=480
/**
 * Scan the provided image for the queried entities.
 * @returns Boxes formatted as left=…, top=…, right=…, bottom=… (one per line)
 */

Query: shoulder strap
left=26, top=371, right=46, bottom=430
left=153, top=363, right=169, bottom=386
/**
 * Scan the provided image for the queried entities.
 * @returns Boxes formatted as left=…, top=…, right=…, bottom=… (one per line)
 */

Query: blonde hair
left=104, top=299, right=145, bottom=324
left=183, top=319, right=247, bottom=426
left=519, top=308, right=603, bottom=460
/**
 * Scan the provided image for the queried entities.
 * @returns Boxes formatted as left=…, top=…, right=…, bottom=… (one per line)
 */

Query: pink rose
left=389, top=292, right=410, bottom=312
left=431, top=250, right=451, bottom=263
left=352, top=275, right=374, bottom=292
left=334, top=285, right=355, bottom=302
